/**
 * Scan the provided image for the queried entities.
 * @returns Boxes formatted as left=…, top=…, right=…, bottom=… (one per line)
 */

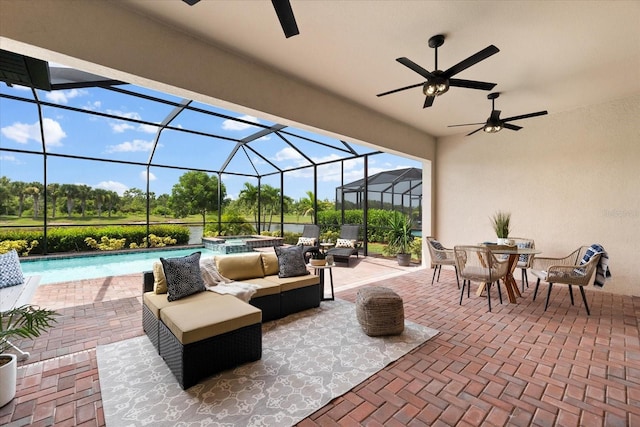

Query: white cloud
left=273, top=147, right=304, bottom=162
left=140, top=170, right=156, bottom=182
left=106, top=110, right=158, bottom=134
left=106, top=139, right=154, bottom=153
left=0, top=154, right=20, bottom=164
left=222, top=115, right=260, bottom=131
left=0, top=118, right=66, bottom=147
left=94, top=180, right=128, bottom=196
left=45, top=88, right=87, bottom=104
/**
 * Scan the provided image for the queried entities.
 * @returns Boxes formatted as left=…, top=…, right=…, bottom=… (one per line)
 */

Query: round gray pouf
left=356, top=286, right=404, bottom=336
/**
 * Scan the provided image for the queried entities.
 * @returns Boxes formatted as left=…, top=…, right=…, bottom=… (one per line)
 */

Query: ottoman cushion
left=356, top=286, right=404, bottom=336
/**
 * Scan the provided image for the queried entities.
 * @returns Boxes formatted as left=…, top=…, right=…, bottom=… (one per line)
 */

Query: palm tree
left=60, top=184, right=78, bottom=218
left=105, top=191, right=119, bottom=217
left=93, top=188, right=109, bottom=217
left=10, top=181, right=27, bottom=218
left=24, top=182, right=43, bottom=219
left=298, top=190, right=316, bottom=223
left=76, top=185, right=92, bottom=218
left=46, top=183, right=61, bottom=218
left=237, top=182, right=260, bottom=231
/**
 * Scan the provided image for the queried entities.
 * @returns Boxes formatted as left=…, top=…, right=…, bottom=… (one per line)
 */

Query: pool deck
left=2, top=255, right=639, bottom=426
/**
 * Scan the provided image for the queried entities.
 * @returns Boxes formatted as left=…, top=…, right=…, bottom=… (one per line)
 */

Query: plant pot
left=310, top=259, right=326, bottom=266
left=497, top=238, right=512, bottom=245
left=0, top=353, right=17, bottom=408
left=396, top=253, right=411, bottom=266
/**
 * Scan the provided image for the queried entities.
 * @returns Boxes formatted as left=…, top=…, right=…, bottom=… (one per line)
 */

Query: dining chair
left=509, top=237, right=536, bottom=292
left=530, top=245, right=604, bottom=315
left=454, top=245, right=510, bottom=312
left=426, top=236, right=459, bottom=288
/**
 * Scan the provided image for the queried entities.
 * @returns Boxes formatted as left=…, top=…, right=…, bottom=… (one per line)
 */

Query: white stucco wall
left=436, top=95, right=640, bottom=296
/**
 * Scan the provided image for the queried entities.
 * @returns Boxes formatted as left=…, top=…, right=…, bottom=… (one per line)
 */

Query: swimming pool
left=20, top=247, right=218, bottom=285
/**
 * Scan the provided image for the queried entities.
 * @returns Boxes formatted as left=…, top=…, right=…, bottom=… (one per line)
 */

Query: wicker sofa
left=142, top=250, right=321, bottom=389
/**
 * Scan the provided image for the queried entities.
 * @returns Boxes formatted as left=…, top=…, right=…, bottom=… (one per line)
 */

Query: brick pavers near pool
left=2, top=259, right=639, bottom=426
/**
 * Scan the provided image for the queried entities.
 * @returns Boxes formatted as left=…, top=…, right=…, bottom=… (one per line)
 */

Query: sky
left=0, top=69, right=422, bottom=202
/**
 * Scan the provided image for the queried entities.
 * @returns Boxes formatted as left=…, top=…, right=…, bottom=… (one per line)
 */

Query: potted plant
left=309, top=251, right=327, bottom=266
left=386, top=212, right=414, bottom=266
left=1, top=305, right=57, bottom=407
left=490, top=211, right=512, bottom=245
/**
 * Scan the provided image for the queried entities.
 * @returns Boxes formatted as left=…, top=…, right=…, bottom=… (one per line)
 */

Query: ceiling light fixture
left=483, top=119, right=502, bottom=133
left=423, top=72, right=450, bottom=96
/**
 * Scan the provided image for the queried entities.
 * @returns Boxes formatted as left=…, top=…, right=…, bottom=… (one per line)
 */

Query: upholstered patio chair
left=426, top=236, right=459, bottom=288
left=454, top=245, right=510, bottom=312
left=298, top=224, right=321, bottom=262
left=530, top=246, right=602, bottom=315
left=326, top=224, right=361, bottom=265
left=510, top=237, right=536, bottom=292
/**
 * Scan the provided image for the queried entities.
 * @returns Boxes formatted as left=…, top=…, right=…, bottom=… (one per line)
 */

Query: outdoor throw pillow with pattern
left=160, top=252, right=206, bottom=301
left=297, top=237, right=316, bottom=246
left=274, top=245, right=310, bottom=278
left=335, top=238, right=356, bottom=249
left=429, top=239, right=446, bottom=260
left=0, top=249, right=24, bottom=288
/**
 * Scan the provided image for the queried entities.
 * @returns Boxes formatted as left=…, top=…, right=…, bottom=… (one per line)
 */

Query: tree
left=121, top=188, right=146, bottom=214
left=169, top=171, right=225, bottom=226
left=105, top=191, right=119, bottom=217
left=237, top=182, right=259, bottom=230
left=24, top=182, right=43, bottom=219
left=60, top=184, right=78, bottom=218
left=74, top=185, right=92, bottom=218
left=10, top=181, right=27, bottom=218
left=298, top=190, right=316, bottom=222
left=93, top=189, right=110, bottom=217
left=47, top=183, right=61, bottom=218
left=0, top=177, right=13, bottom=216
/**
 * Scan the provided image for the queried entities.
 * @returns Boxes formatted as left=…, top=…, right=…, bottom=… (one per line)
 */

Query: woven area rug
left=97, top=298, right=438, bottom=426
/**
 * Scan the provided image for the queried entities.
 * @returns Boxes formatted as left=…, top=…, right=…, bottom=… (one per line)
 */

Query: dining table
left=476, top=245, right=541, bottom=303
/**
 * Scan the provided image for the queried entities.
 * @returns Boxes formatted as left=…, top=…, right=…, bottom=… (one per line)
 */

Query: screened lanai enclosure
left=336, top=167, right=422, bottom=222
left=0, top=50, right=422, bottom=256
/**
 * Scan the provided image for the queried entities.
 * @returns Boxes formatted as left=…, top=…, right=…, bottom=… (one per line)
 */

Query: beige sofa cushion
left=143, top=290, right=223, bottom=318
left=153, top=261, right=167, bottom=294
left=241, top=277, right=281, bottom=297
left=215, top=253, right=265, bottom=280
left=260, top=252, right=280, bottom=276
left=160, top=294, right=262, bottom=345
left=266, top=274, right=320, bottom=292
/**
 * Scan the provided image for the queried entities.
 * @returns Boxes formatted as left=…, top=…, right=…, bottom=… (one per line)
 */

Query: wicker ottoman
left=356, top=286, right=404, bottom=336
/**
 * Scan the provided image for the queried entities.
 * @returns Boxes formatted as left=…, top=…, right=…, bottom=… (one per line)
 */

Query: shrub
left=0, top=224, right=189, bottom=255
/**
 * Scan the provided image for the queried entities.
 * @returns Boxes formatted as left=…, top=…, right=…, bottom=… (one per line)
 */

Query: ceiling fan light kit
left=448, top=92, right=548, bottom=136
left=377, top=34, right=499, bottom=108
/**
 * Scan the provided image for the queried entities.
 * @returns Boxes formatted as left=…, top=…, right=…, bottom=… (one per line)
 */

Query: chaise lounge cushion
left=160, top=294, right=262, bottom=345
left=215, top=252, right=265, bottom=281
left=161, top=252, right=206, bottom=302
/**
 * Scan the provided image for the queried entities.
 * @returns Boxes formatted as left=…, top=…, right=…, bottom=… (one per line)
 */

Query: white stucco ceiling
left=105, top=1, right=640, bottom=138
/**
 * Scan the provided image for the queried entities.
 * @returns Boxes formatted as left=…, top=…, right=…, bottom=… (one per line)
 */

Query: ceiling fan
left=377, top=34, right=499, bottom=108
left=448, top=92, right=548, bottom=136
left=182, top=0, right=299, bottom=38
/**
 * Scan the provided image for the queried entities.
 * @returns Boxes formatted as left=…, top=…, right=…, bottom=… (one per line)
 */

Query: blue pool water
left=20, top=247, right=217, bottom=285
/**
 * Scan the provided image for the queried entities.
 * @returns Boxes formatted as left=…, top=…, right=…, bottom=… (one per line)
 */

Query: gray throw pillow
left=0, top=249, right=25, bottom=288
left=160, top=252, right=206, bottom=301
left=274, top=245, right=310, bottom=278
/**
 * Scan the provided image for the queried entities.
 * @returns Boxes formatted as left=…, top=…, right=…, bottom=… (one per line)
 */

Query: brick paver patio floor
left=1, top=259, right=638, bottom=426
